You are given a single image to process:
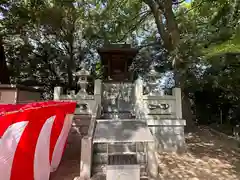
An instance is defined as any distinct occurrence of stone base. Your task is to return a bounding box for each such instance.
[147,119,186,152]
[101,112,133,119]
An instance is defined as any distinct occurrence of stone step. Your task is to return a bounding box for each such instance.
[93,152,147,165]
[70,125,89,136]
[79,126,89,136]
[71,114,92,136]
[101,113,134,119]
[108,154,137,165]
[90,174,148,180]
[74,114,91,121]
[93,153,108,164]
[93,143,145,153]
[73,117,91,126]
[92,164,106,175]
[149,114,177,119]
[92,164,147,177]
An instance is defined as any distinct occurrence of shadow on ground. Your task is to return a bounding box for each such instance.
[157,126,240,180]
[50,131,81,180]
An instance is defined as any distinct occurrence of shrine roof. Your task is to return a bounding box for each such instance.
[98,49,138,66]
[97,47,138,54]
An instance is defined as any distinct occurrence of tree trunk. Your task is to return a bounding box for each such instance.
[66,24,75,89]
[67,42,74,88]
[182,90,195,131]
[144,0,195,128]
[0,36,10,84]
[67,60,73,88]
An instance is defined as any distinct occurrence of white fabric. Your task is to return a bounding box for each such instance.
[50,114,73,172]
[0,121,29,180]
[34,116,55,180]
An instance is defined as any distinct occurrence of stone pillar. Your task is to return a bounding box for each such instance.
[94,79,102,106]
[134,77,143,100]
[134,78,144,118]
[80,137,93,180]
[54,86,63,100]
[173,88,182,119]
[147,142,159,180]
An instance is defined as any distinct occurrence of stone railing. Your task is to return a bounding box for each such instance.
[134,78,182,119]
[134,78,186,152]
[54,79,102,115]
[77,104,101,180]
[142,88,182,120]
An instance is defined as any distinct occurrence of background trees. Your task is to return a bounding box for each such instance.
[0,0,240,129]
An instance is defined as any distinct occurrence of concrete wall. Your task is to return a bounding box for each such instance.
[0,86,42,104]
[17,90,41,103]
[0,89,16,104]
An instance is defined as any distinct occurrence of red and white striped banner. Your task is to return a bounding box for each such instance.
[0,101,76,180]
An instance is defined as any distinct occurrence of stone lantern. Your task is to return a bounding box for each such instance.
[76,67,90,95]
[147,66,161,95]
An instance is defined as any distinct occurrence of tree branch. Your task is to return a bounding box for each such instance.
[173,0,185,5]
[32,51,61,82]
[115,11,151,43]
[185,0,206,14]
[144,0,172,49]
[137,42,162,50]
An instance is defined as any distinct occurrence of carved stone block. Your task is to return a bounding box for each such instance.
[146,99,176,116]
[150,119,186,152]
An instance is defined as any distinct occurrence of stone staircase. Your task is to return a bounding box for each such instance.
[101,111,135,119]
[71,114,92,136]
[92,143,148,178]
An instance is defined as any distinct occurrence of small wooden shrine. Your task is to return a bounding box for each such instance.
[97,44,138,81]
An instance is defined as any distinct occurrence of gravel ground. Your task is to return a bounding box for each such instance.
[157,126,240,180]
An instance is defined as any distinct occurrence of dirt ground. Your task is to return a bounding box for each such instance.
[157,126,240,180]
[50,126,240,180]
[50,131,81,180]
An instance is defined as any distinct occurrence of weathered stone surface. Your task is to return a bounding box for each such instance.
[154,125,186,152]
[72,114,92,136]
[53,77,186,180]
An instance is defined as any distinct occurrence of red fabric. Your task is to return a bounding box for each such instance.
[0,101,76,180]
[49,102,76,163]
[0,104,24,115]
[11,106,57,180]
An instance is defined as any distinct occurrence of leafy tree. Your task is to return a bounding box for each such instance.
[1,0,240,129]
[0,35,10,84]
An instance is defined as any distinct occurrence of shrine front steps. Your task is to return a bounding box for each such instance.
[91,163,148,178]
[101,111,135,119]
[70,114,92,137]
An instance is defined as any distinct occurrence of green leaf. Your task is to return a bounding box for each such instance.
[204,30,240,57]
